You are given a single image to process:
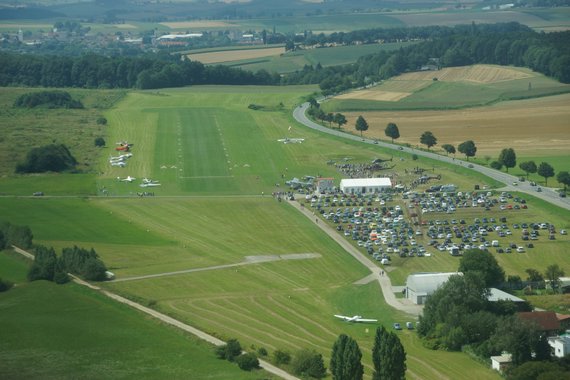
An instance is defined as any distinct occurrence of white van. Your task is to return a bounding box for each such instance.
[491,240,499,247]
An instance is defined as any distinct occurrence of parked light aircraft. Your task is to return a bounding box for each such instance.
[334,315,378,323]
[140,178,161,187]
[117,176,136,182]
[277,137,305,144]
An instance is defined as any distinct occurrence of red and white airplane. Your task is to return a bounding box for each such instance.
[334,315,378,323]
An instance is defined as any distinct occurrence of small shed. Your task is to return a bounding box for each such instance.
[490,353,512,373]
[405,272,461,305]
[340,178,392,195]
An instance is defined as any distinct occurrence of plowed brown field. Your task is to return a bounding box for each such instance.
[346,93,570,156]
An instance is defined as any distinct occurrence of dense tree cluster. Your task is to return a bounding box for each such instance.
[27,245,69,283]
[15,144,77,174]
[0,222,33,249]
[27,245,108,283]
[0,278,14,292]
[14,90,83,109]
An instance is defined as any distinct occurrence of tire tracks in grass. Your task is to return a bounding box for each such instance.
[408,355,450,380]
[201,298,330,353]
[264,295,338,339]
[186,299,307,351]
[244,296,331,347]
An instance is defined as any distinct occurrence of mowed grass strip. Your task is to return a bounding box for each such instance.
[0,197,172,247]
[0,253,266,380]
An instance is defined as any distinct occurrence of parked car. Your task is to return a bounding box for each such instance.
[393,323,402,330]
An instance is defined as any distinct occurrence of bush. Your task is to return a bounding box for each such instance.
[273,349,291,365]
[96,117,107,125]
[16,144,77,174]
[490,161,503,170]
[14,90,83,109]
[0,278,14,292]
[257,347,268,357]
[291,349,326,379]
[235,353,259,371]
[216,339,242,362]
[94,137,106,147]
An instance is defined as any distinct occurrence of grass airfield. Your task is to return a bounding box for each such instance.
[8,83,570,379]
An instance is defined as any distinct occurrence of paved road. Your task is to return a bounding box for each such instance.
[293,102,570,211]
[287,200,423,317]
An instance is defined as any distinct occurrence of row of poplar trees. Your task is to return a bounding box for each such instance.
[331,326,406,380]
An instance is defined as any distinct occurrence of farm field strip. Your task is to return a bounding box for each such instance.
[187,47,285,64]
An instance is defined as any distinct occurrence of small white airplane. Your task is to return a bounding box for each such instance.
[140,182,161,188]
[110,162,126,167]
[334,315,378,323]
[140,178,161,187]
[117,176,136,182]
[277,137,305,144]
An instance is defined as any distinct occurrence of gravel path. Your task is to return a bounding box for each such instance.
[293,102,570,211]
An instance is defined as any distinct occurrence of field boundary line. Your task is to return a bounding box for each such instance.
[10,246,300,380]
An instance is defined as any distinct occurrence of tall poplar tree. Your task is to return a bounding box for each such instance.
[330,334,363,380]
[372,326,406,380]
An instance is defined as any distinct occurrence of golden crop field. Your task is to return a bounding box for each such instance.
[187,47,285,64]
[337,80,431,102]
[345,93,570,157]
[398,64,534,83]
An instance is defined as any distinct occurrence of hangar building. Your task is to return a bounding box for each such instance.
[339,178,392,194]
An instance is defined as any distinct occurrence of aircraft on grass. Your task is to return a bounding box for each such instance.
[140,178,161,187]
[277,137,305,144]
[117,176,136,182]
[334,315,378,323]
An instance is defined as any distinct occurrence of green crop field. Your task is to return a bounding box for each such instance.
[0,252,268,380]
[1,83,566,380]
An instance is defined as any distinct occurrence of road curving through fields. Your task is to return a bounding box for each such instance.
[293,102,570,211]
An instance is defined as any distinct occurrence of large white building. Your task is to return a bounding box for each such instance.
[405,272,461,305]
[339,178,392,194]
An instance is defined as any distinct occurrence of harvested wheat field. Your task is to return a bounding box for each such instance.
[399,64,534,83]
[187,47,285,64]
[348,93,570,156]
[337,79,432,101]
[336,90,412,102]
